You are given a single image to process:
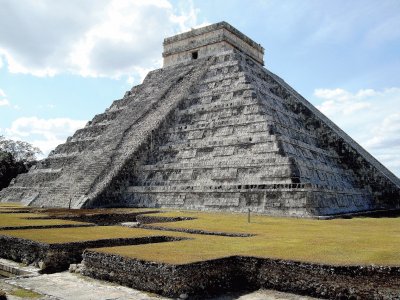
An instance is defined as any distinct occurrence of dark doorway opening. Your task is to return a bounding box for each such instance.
[192,51,198,60]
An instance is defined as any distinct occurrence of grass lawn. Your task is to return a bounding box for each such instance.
[94,210,400,266]
[0,203,24,208]
[0,226,181,244]
[0,202,29,213]
[0,213,90,228]
[0,207,399,266]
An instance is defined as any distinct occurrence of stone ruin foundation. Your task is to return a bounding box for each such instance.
[81,251,400,299]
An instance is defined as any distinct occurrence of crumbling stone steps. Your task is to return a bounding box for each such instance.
[13,170,62,188]
[70,124,109,141]
[53,139,97,155]
[196,81,253,95]
[278,136,338,158]
[128,183,313,193]
[107,97,133,111]
[91,110,123,125]
[37,154,77,169]
[160,137,278,153]
[13,171,61,186]
[168,115,270,134]
[141,157,291,171]
[152,146,281,165]
[176,98,258,116]
[185,83,254,99]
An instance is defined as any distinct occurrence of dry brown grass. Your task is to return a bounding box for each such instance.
[0,226,176,244]
[95,210,400,266]
[1,207,399,266]
[0,212,90,228]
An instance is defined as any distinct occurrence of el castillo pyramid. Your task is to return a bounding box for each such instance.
[1,22,399,217]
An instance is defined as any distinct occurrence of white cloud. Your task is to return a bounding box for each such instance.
[0,99,10,106]
[0,0,201,80]
[315,88,375,115]
[314,87,400,176]
[5,117,87,156]
[0,88,10,106]
[0,88,19,109]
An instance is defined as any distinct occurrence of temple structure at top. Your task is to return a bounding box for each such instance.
[163,22,264,67]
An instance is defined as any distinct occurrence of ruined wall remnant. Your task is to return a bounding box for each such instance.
[1,22,399,217]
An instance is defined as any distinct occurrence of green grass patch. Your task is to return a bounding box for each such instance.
[0,203,24,208]
[9,287,41,298]
[94,210,400,266]
[0,213,90,228]
[1,208,399,267]
[0,225,181,244]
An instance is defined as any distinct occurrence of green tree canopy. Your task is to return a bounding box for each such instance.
[0,136,42,162]
[0,136,42,190]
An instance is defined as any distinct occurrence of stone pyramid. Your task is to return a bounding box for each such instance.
[1,22,399,217]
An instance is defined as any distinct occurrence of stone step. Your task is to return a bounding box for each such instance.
[160,132,277,152]
[142,156,290,171]
[53,139,96,155]
[71,124,109,140]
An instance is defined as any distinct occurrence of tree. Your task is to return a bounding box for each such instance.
[0,136,42,190]
[0,150,27,190]
[0,136,42,162]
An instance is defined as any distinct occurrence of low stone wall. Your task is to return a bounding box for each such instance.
[31,211,159,226]
[136,215,252,237]
[135,215,194,224]
[0,235,181,273]
[82,252,400,299]
[240,257,400,299]
[139,224,253,237]
[82,253,246,298]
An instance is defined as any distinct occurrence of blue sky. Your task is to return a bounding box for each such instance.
[0,0,399,176]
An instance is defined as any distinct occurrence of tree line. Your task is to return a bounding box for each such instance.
[0,136,42,190]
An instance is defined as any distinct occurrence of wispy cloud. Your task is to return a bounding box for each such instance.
[0,99,10,107]
[0,88,10,107]
[315,88,374,115]
[0,88,20,109]
[314,87,400,176]
[5,117,87,156]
